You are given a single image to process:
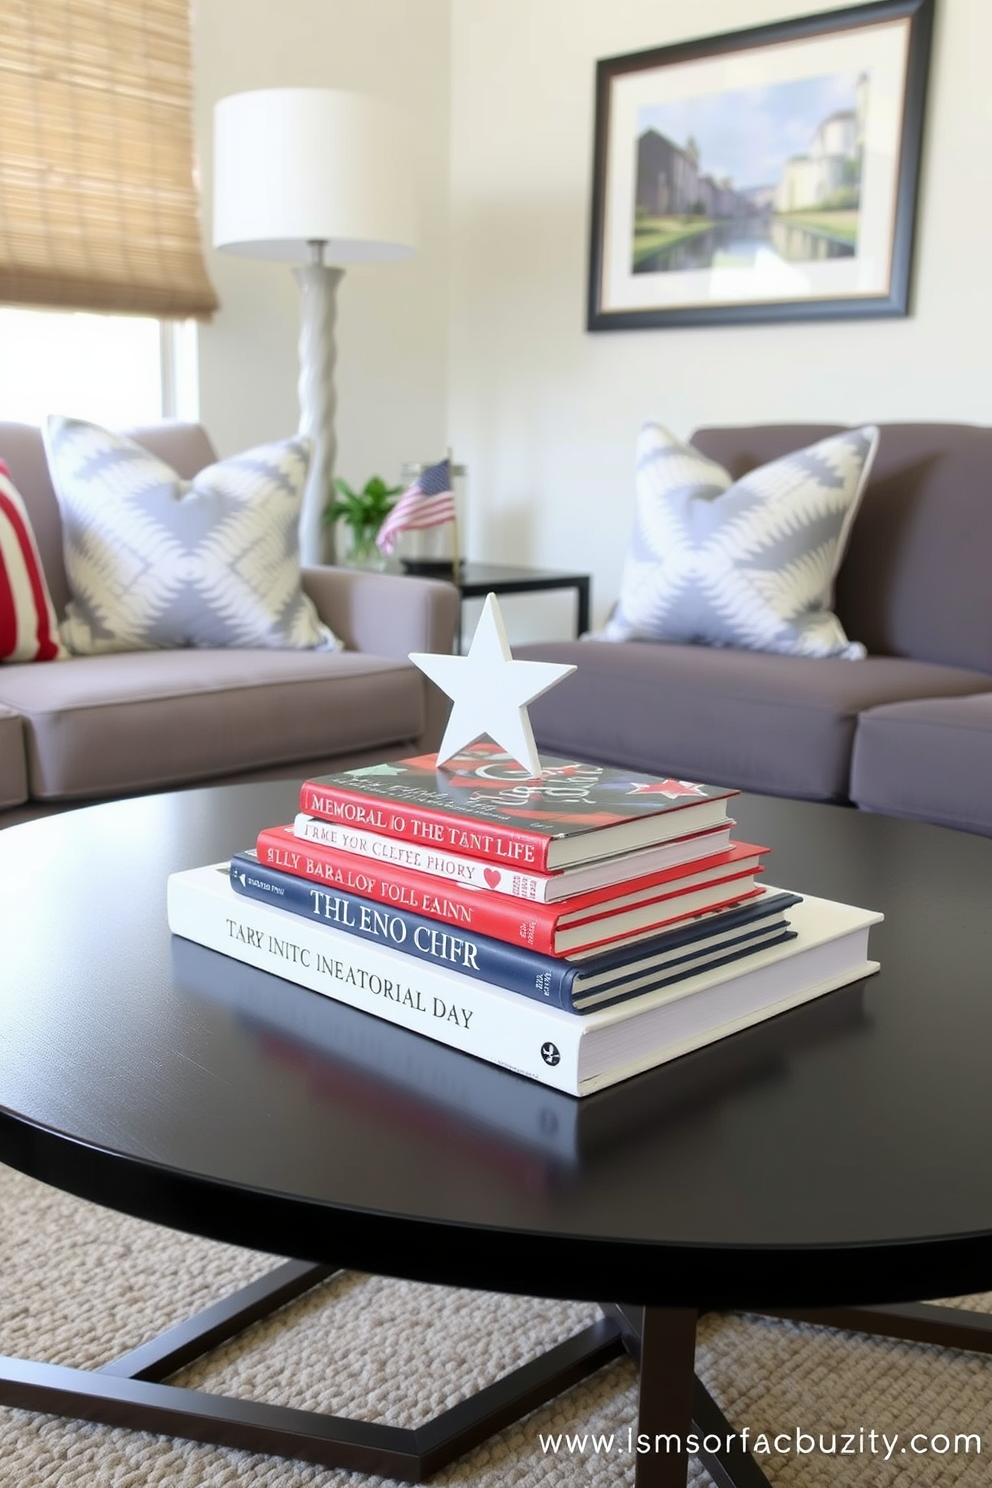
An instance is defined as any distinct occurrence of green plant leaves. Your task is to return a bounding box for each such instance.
[322,475,404,532]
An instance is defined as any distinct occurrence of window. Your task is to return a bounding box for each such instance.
[0,308,198,427]
[0,1,211,429]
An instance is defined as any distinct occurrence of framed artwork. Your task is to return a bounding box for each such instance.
[587,0,935,331]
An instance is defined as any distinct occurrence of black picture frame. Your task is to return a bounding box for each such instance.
[587,0,935,331]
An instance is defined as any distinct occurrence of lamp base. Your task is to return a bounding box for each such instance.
[294,261,344,566]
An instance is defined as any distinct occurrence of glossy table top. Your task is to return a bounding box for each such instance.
[2,781,992,1309]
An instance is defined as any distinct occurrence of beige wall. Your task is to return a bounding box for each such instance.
[448,0,992,632]
[193,0,451,500]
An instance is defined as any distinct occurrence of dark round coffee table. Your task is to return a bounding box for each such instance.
[3,781,992,1487]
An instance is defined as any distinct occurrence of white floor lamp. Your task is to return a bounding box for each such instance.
[212,88,416,565]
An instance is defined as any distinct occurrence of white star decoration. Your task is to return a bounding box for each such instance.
[409,593,576,777]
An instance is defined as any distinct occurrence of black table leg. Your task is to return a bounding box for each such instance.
[575,575,590,636]
[762,1301,992,1353]
[636,1306,698,1487]
[0,1261,624,1482]
[602,1304,773,1488]
[451,569,591,649]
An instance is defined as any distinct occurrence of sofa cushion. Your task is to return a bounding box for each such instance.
[0,703,28,808]
[691,423,992,674]
[0,461,67,662]
[0,649,425,800]
[518,639,992,802]
[0,420,221,621]
[44,417,340,655]
[601,422,878,659]
[851,694,992,836]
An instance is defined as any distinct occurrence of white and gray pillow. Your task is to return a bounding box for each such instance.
[45,417,341,655]
[599,423,879,659]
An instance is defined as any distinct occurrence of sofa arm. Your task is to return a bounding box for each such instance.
[302,565,459,660]
[0,703,29,810]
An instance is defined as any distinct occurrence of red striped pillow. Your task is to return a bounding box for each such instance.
[0,459,66,662]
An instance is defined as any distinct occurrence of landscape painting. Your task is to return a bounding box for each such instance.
[587,0,934,329]
[632,73,865,275]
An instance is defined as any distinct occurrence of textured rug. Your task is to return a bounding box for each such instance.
[1,1159,990,1487]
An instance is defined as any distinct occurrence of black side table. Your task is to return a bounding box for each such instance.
[403,560,591,651]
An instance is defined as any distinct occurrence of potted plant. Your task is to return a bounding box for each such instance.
[323,475,403,569]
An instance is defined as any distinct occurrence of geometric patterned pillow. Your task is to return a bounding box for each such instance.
[44,417,341,656]
[0,459,67,662]
[598,422,879,659]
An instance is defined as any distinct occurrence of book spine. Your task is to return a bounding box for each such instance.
[259,826,565,954]
[231,853,578,1010]
[299,780,554,871]
[167,873,584,1095]
[293,812,558,901]
[260,827,761,957]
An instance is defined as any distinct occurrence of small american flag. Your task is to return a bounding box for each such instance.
[376,458,455,555]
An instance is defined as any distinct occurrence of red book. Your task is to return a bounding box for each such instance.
[299,744,739,873]
[255,824,766,957]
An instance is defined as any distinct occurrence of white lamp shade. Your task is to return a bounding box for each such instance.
[213,87,417,263]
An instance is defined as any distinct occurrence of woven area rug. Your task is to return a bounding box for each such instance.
[1,1159,990,1487]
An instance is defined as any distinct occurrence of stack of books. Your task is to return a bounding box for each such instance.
[167,745,881,1096]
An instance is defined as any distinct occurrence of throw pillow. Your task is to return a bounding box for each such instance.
[0,459,67,662]
[44,418,341,655]
[599,423,880,659]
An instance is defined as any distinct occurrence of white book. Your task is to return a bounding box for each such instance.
[167,864,882,1098]
[292,811,736,902]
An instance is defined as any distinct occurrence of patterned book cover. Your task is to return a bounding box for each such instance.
[300,742,738,872]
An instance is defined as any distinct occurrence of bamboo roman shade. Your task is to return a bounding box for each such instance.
[0,0,218,319]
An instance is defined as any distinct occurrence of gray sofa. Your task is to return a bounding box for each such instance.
[522,423,992,837]
[0,421,458,827]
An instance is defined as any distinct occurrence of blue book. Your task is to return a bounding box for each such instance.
[229,851,799,1014]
